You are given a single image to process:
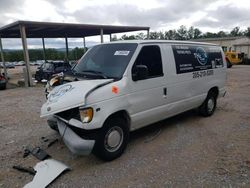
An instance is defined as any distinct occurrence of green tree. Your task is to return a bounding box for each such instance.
[149,32,160,39]
[135,32,146,40]
[121,34,136,40]
[176,25,188,40]
[193,28,202,39]
[111,35,118,41]
[217,31,227,38]
[230,27,241,36]
[244,27,250,38]
[164,30,177,40]
[188,26,194,39]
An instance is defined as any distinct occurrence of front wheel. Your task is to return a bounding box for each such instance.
[47,116,59,132]
[199,93,217,117]
[93,117,129,161]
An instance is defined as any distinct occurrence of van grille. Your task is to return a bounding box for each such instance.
[56,107,80,121]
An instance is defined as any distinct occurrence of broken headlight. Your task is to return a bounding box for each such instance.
[79,107,93,123]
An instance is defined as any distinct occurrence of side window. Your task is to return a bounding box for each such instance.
[55,66,65,72]
[132,45,163,81]
[222,46,227,52]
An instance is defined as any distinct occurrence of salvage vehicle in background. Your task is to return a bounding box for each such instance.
[35,61,72,82]
[41,40,227,161]
[0,72,7,90]
[15,61,25,66]
[0,62,15,69]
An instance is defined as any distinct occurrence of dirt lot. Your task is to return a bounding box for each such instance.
[0,65,250,187]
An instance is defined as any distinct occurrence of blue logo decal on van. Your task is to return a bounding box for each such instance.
[194,47,208,65]
[48,84,74,102]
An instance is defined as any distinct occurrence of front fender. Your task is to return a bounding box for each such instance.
[82,95,130,130]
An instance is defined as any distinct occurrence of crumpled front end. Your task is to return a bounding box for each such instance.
[57,118,95,155]
[40,79,113,118]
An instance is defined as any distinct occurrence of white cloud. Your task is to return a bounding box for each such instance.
[63,0,164,13]
[0,0,250,48]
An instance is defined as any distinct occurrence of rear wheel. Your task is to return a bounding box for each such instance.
[93,117,129,161]
[0,83,6,90]
[199,92,217,117]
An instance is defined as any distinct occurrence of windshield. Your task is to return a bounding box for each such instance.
[73,43,138,79]
[42,63,54,71]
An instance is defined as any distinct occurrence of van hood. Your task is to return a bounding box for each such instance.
[41,79,113,117]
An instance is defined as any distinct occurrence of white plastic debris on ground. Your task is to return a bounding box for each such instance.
[24,159,70,188]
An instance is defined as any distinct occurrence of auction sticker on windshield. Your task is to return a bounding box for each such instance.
[114,51,130,56]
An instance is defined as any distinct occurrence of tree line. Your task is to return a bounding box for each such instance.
[3,47,86,62]
[2,26,250,62]
[113,26,250,40]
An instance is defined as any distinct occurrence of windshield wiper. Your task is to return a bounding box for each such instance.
[81,70,109,79]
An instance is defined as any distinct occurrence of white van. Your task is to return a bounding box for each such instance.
[41,40,226,161]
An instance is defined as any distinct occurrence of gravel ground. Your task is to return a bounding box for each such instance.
[0,65,250,187]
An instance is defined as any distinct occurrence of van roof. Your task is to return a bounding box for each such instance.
[105,40,219,46]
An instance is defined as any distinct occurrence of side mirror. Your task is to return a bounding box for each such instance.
[132,65,148,81]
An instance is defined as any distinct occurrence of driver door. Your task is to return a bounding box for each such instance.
[127,45,167,130]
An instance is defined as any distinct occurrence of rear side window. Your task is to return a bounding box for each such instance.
[133,45,163,78]
[172,45,223,74]
[42,63,54,71]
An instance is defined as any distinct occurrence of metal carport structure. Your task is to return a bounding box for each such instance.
[0,20,150,86]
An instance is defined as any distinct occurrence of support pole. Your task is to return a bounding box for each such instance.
[0,37,8,80]
[147,29,150,40]
[110,34,112,42]
[100,29,104,43]
[248,45,250,60]
[83,37,86,53]
[20,25,33,86]
[42,38,46,61]
[65,37,69,61]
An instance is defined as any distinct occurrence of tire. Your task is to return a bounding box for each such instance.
[35,75,42,82]
[199,92,217,117]
[93,117,129,161]
[0,83,6,90]
[47,117,59,132]
[227,60,232,68]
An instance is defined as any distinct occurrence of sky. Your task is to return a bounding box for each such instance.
[0,0,250,49]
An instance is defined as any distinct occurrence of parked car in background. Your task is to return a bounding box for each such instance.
[35,61,72,82]
[36,60,45,66]
[0,72,7,90]
[0,62,15,69]
[15,61,25,66]
[6,62,15,69]
[30,61,37,66]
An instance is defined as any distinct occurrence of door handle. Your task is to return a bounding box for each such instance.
[163,87,167,98]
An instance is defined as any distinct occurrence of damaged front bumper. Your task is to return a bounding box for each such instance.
[57,118,95,155]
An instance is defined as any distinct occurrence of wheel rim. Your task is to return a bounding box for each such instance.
[207,98,215,113]
[104,126,124,152]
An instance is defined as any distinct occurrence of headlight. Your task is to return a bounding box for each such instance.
[49,77,60,86]
[79,107,93,123]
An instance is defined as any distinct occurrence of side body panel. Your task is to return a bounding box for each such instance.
[126,43,226,131]
[73,42,226,131]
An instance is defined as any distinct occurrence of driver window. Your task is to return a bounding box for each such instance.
[133,45,163,79]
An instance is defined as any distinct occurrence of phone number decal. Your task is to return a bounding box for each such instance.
[193,70,214,78]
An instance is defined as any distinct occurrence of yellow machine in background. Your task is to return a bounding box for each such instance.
[222,47,243,68]
[225,51,242,64]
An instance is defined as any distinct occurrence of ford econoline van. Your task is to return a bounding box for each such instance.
[41,40,226,161]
